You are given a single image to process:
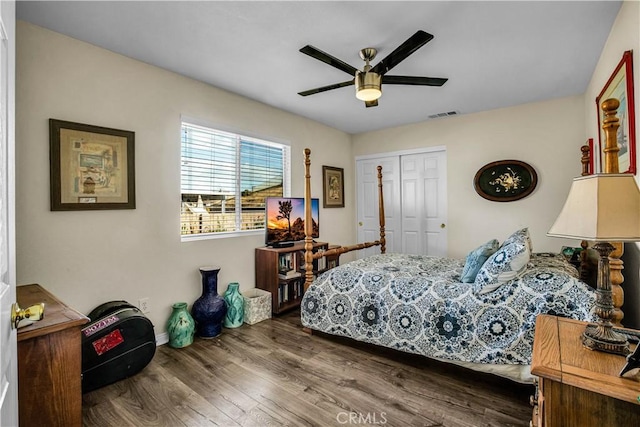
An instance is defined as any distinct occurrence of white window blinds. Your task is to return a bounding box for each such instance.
[181,122,290,237]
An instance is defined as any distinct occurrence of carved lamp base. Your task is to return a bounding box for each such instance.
[581,241,630,356]
[582,324,630,355]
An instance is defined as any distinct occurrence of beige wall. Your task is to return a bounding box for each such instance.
[15,21,354,333]
[353,95,586,259]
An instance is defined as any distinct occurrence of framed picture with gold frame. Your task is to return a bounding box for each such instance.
[49,119,135,210]
[322,165,344,208]
[596,50,636,174]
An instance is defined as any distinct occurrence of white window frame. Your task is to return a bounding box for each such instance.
[180,118,291,242]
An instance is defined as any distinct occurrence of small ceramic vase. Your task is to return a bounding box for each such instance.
[166,302,195,348]
[223,282,244,328]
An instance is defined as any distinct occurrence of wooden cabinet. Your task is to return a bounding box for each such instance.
[531,315,640,427]
[255,242,339,314]
[17,284,89,427]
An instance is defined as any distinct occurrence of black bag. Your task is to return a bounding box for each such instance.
[81,300,156,392]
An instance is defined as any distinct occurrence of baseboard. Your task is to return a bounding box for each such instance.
[155,332,169,346]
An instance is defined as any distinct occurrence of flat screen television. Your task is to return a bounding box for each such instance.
[265,197,319,247]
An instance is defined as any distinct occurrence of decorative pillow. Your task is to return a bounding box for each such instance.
[460,239,500,283]
[473,238,531,295]
[502,227,533,254]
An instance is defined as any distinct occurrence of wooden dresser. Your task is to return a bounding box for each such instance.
[17,284,89,427]
[531,314,640,426]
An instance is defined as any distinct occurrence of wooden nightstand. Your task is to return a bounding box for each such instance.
[531,314,640,426]
[17,284,89,427]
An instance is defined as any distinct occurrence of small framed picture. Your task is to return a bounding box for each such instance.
[322,165,344,208]
[49,119,135,210]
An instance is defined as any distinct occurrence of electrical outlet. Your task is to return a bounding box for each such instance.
[138,298,150,314]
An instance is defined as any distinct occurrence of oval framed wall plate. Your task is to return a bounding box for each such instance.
[473,160,538,202]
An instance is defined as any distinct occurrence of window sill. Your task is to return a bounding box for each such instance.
[181,229,263,242]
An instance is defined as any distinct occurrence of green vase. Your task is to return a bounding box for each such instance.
[223,283,244,328]
[167,302,195,348]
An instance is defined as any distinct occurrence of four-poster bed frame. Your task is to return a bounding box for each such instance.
[296,103,634,382]
[302,148,385,292]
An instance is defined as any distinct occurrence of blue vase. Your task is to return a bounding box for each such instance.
[223,282,244,328]
[191,266,227,338]
[166,302,195,348]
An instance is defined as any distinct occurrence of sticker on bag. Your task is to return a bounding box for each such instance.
[83,315,119,337]
[92,329,125,356]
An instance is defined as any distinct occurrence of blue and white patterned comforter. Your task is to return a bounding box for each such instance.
[301,253,595,365]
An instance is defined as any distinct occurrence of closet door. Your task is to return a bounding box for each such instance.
[356,156,401,258]
[356,148,447,258]
[401,151,447,256]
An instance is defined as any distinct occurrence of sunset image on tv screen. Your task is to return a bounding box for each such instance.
[266,198,319,245]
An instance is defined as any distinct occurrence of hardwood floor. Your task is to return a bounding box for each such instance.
[82,310,533,426]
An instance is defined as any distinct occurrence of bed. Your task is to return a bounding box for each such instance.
[296,144,614,383]
[301,243,595,383]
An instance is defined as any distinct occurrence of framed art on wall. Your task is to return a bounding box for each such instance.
[473,160,538,202]
[596,50,636,174]
[322,165,344,208]
[49,119,136,210]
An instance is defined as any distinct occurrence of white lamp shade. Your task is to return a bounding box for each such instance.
[548,174,640,241]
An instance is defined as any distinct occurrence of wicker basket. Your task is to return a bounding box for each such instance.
[243,288,271,325]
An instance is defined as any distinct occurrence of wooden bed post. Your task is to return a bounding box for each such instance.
[302,149,387,294]
[601,98,625,326]
[580,144,591,176]
[377,165,386,254]
[303,149,314,292]
[579,145,592,284]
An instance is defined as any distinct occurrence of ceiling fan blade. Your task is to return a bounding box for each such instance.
[365,100,378,108]
[300,45,359,76]
[298,80,354,97]
[383,75,448,86]
[371,30,434,75]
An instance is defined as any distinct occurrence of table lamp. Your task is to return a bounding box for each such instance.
[548,173,640,355]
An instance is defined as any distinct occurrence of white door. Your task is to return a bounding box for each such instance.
[356,156,401,258]
[401,151,447,256]
[356,148,447,257]
[0,2,17,426]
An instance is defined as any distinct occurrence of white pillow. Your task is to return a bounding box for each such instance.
[473,238,530,295]
[502,227,533,253]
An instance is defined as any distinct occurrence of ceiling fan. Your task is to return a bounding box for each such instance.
[298,30,448,108]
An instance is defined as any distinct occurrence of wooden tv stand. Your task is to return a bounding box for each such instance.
[255,241,339,314]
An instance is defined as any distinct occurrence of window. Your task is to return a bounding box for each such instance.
[181,122,290,239]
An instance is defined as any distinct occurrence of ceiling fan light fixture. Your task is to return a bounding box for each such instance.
[355,71,382,101]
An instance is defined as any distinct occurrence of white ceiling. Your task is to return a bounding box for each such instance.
[16,1,622,135]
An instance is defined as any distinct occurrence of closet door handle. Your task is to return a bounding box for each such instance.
[440,223,446,229]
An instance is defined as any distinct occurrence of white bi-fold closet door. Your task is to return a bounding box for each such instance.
[356,148,447,259]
